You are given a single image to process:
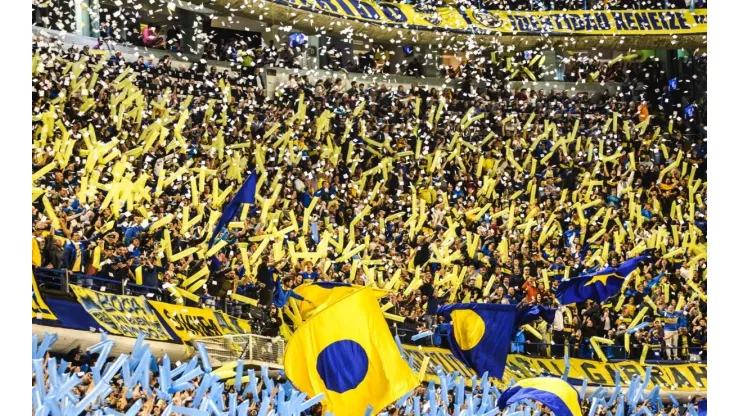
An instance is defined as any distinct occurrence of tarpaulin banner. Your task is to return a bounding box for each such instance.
[148,301,252,342]
[403,345,707,392]
[32,273,58,321]
[33,284,706,392]
[271,0,706,36]
[70,285,174,341]
[35,285,253,343]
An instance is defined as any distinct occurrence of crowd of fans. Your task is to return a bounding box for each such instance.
[84,0,707,86]
[38,337,706,416]
[32,29,707,368]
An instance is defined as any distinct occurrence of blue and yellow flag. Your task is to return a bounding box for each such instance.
[555,256,648,305]
[497,377,582,416]
[284,287,417,415]
[436,303,517,378]
[293,281,389,319]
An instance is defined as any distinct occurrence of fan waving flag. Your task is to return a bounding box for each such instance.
[497,377,582,416]
[208,173,257,248]
[284,287,417,415]
[555,255,648,305]
[436,303,517,378]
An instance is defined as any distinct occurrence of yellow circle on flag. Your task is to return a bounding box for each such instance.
[450,309,486,350]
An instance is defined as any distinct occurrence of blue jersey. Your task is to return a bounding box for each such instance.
[273,277,305,308]
[661,310,685,332]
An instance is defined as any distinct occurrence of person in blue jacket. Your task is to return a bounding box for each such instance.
[272,276,310,309]
[62,230,100,287]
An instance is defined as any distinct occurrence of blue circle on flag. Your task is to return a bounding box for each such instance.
[316,340,368,393]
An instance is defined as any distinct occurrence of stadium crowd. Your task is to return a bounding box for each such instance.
[38,342,707,416]
[32,31,707,367]
[100,19,675,85]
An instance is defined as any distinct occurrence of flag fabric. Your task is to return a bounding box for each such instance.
[292,282,355,319]
[208,173,257,247]
[436,303,517,378]
[497,377,582,416]
[697,399,707,416]
[555,255,648,305]
[515,304,557,329]
[292,281,389,320]
[284,287,417,415]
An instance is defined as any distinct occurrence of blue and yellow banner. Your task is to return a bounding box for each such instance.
[70,285,174,341]
[265,0,705,36]
[32,273,57,321]
[35,285,253,343]
[148,301,252,342]
[403,345,707,392]
[32,284,707,393]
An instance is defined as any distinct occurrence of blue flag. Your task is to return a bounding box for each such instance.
[436,303,517,378]
[515,304,557,329]
[208,173,258,248]
[697,399,707,416]
[555,256,648,305]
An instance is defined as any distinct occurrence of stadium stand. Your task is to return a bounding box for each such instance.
[32,30,707,366]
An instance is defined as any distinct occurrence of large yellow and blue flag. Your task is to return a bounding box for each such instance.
[292,281,389,319]
[497,377,582,416]
[283,286,417,415]
[555,255,648,305]
[436,303,517,378]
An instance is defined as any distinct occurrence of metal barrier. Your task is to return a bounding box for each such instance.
[35,268,704,365]
[394,327,704,364]
[34,267,159,298]
[195,333,286,369]
[509,342,705,363]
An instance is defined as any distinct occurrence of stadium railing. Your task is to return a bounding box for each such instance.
[34,267,158,298]
[33,268,705,364]
[196,333,286,368]
[394,327,705,364]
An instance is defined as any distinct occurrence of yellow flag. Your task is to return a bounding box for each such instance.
[284,287,417,415]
